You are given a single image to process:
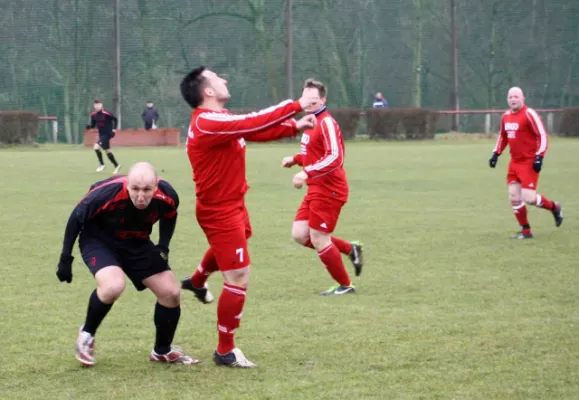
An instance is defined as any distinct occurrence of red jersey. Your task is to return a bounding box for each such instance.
[293,107,349,202]
[493,105,548,162]
[186,100,302,207]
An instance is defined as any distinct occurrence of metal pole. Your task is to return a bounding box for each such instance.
[52,120,58,144]
[112,0,121,128]
[286,0,293,99]
[450,0,459,131]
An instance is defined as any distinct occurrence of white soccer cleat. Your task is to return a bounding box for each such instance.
[149,346,200,365]
[113,165,121,175]
[96,165,106,172]
[213,347,257,368]
[75,327,96,367]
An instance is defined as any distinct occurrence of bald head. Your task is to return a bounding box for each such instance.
[507,86,525,111]
[128,162,157,182]
[127,162,158,209]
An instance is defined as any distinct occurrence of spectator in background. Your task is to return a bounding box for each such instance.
[142,101,160,130]
[372,92,388,108]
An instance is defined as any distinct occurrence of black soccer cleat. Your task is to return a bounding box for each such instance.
[181,278,214,304]
[349,241,364,276]
[552,201,563,227]
[510,231,534,240]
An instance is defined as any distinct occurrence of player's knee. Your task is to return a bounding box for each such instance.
[291,229,308,245]
[93,143,101,151]
[309,229,331,250]
[522,190,537,205]
[291,222,309,245]
[157,285,181,307]
[97,280,125,302]
[508,187,522,203]
[222,267,250,288]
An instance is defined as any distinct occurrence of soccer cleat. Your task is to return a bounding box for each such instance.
[96,164,106,172]
[320,284,356,296]
[113,165,122,175]
[552,201,563,227]
[213,348,256,368]
[75,326,96,367]
[510,231,534,240]
[181,278,214,304]
[349,241,364,276]
[150,346,200,365]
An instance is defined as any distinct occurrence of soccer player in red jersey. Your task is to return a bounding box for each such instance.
[281,79,363,295]
[489,87,563,239]
[179,66,318,368]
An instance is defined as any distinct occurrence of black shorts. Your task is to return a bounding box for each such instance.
[97,133,114,150]
[79,233,170,291]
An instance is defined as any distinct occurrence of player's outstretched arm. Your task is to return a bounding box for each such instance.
[196,99,303,142]
[245,113,317,143]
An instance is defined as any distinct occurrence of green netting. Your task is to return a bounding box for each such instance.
[1,0,578,142]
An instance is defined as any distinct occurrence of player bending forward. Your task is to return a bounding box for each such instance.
[282,79,363,295]
[489,86,563,239]
[87,99,121,174]
[179,66,318,368]
[56,162,198,366]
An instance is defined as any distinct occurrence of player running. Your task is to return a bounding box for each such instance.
[56,162,198,367]
[87,99,121,174]
[179,66,318,368]
[281,79,363,295]
[489,86,563,239]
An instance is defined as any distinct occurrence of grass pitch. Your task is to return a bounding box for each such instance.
[1,139,578,399]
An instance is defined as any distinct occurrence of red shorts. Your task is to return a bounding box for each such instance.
[507,160,539,190]
[294,197,345,234]
[196,202,252,271]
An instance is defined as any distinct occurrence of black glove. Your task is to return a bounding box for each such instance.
[57,254,74,283]
[533,155,543,173]
[85,124,91,130]
[153,244,169,263]
[489,152,499,168]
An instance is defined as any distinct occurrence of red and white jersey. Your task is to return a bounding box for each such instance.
[293,107,348,202]
[493,105,548,162]
[186,100,301,207]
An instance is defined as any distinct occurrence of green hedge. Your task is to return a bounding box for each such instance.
[367,108,439,140]
[329,108,361,140]
[0,111,39,145]
[559,108,579,137]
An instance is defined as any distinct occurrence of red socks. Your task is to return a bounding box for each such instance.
[304,237,352,255]
[217,283,246,355]
[535,194,555,210]
[318,244,351,287]
[191,248,219,288]
[331,237,352,255]
[512,201,531,234]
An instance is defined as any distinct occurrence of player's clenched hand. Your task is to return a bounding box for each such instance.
[281,156,296,168]
[293,171,308,189]
[298,93,319,111]
[153,245,169,263]
[56,254,74,283]
[296,115,316,131]
[489,152,499,168]
[533,155,543,173]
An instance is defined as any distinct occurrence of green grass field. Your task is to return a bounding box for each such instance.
[1,139,578,400]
